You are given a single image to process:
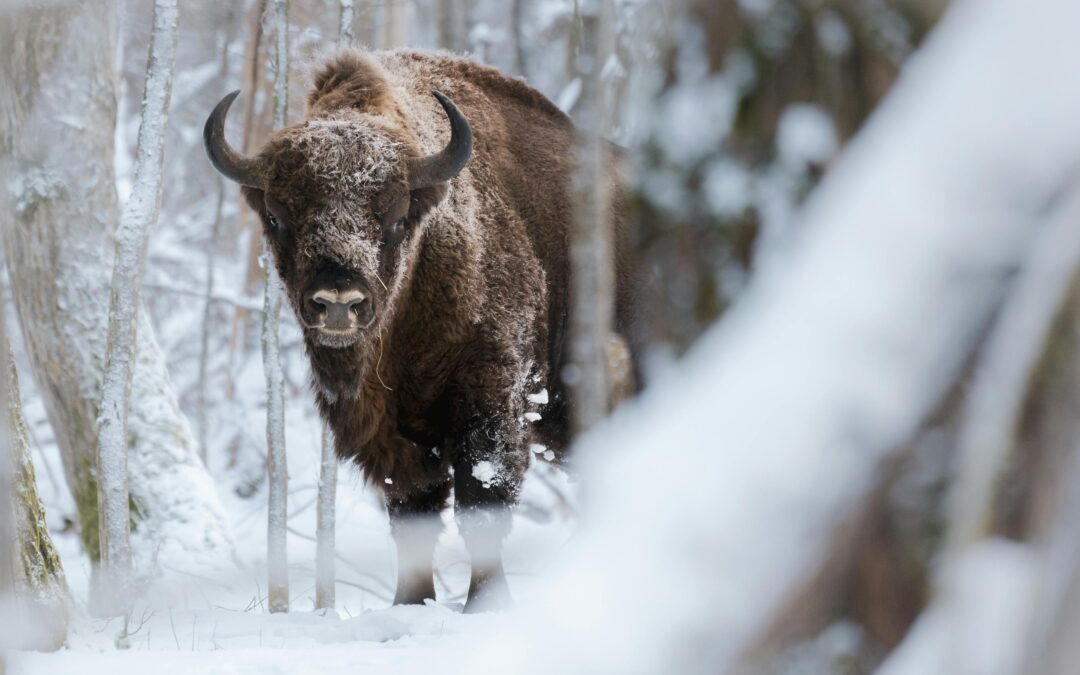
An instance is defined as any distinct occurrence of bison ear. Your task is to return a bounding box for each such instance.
[408,183,449,221]
[241,185,266,214]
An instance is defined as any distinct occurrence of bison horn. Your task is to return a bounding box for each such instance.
[407,91,473,189]
[204,90,264,188]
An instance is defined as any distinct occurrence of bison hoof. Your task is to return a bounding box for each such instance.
[392,581,436,606]
[463,571,512,613]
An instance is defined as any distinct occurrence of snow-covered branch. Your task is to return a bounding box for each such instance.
[482,1,1080,672]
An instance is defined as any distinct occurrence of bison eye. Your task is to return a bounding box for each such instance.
[382,218,407,247]
[267,214,280,231]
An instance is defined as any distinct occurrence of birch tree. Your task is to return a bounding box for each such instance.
[0,1,231,578]
[337,0,354,49]
[313,0,357,612]
[316,424,336,610]
[94,0,180,613]
[265,0,290,615]
[567,0,616,433]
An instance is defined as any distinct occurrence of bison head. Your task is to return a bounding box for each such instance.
[203,90,472,349]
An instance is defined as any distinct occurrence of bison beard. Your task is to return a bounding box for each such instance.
[205,50,642,612]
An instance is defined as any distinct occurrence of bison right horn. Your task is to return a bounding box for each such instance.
[406,91,473,189]
[204,90,264,188]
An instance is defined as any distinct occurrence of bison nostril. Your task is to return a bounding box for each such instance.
[347,297,367,315]
[307,288,372,331]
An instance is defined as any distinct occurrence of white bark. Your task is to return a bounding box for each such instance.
[337,0,354,49]
[265,0,290,615]
[315,423,337,610]
[94,0,179,612]
[567,0,616,434]
[0,1,231,577]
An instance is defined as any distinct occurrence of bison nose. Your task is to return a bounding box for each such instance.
[305,288,372,331]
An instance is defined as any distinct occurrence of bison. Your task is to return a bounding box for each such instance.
[204,49,641,612]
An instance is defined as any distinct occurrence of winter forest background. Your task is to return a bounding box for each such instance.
[3,0,1080,673]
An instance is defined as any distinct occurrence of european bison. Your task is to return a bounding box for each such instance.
[204,49,641,611]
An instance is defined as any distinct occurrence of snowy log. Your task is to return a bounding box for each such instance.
[477,0,1080,672]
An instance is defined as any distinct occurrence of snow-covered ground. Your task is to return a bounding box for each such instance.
[10,355,575,673]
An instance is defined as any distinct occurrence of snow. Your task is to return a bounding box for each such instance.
[815,11,853,57]
[702,159,753,218]
[877,540,1038,675]
[776,103,838,169]
[471,461,496,488]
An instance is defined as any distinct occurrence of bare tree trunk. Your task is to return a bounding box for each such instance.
[0,1,231,577]
[315,424,336,610]
[265,0,290,615]
[94,0,179,614]
[7,341,69,612]
[511,0,528,76]
[310,0,356,616]
[337,0,354,49]
[567,0,616,434]
[355,0,376,48]
[436,0,455,50]
[381,0,409,49]
[0,277,15,660]
[198,10,238,467]
[461,0,478,56]
[0,275,68,650]
[220,0,268,471]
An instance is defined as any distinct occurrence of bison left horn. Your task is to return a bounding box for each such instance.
[204,90,264,188]
[406,91,473,189]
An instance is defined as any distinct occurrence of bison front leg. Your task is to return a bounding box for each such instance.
[386,481,450,605]
[453,421,527,613]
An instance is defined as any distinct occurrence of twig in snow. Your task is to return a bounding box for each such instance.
[169,608,180,650]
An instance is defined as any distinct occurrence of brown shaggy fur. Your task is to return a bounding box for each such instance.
[234,49,643,611]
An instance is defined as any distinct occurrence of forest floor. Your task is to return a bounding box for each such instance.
[8,371,576,674]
